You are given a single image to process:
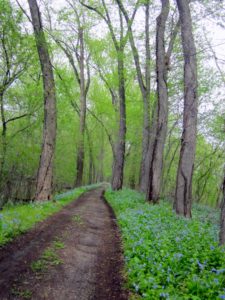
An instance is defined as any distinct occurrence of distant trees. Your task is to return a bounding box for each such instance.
[28,0,57,200]
[0,1,29,181]
[0,0,36,206]
[81,0,138,190]
[73,15,89,187]
[50,2,91,187]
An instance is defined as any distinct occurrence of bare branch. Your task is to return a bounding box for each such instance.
[5,113,29,125]
[16,0,32,23]
[50,34,81,85]
[116,0,146,94]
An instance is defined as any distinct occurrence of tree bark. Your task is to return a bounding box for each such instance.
[111,50,126,190]
[139,3,151,193]
[86,126,95,185]
[75,27,86,187]
[219,168,225,245]
[147,0,169,203]
[28,0,57,200]
[175,0,198,217]
[0,91,7,180]
[98,129,105,182]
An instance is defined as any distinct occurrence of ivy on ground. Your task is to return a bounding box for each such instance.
[106,189,225,300]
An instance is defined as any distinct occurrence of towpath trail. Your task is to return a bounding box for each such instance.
[0,188,127,300]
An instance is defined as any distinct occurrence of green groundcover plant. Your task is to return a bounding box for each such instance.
[105,189,225,300]
[0,184,99,246]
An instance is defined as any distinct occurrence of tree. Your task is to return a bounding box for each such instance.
[174,0,198,217]
[116,0,151,193]
[117,0,180,199]
[147,0,180,203]
[28,0,57,200]
[146,0,170,203]
[59,3,90,187]
[81,0,138,190]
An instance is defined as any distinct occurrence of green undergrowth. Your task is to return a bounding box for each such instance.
[0,183,100,246]
[105,189,225,300]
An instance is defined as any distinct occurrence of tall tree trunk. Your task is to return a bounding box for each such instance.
[116,0,151,193]
[53,23,89,188]
[147,0,169,203]
[28,0,57,201]
[219,168,225,245]
[75,27,86,187]
[98,129,105,182]
[80,1,137,191]
[175,0,198,217]
[139,95,150,192]
[86,127,95,185]
[0,91,7,181]
[139,3,151,193]
[111,50,126,190]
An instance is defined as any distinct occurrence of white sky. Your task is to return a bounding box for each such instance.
[18,0,225,69]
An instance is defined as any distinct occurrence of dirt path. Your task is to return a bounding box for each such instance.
[0,188,128,300]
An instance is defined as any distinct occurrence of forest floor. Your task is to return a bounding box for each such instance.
[0,188,128,300]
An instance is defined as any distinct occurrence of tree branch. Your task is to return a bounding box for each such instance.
[5,113,29,125]
[116,0,146,94]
